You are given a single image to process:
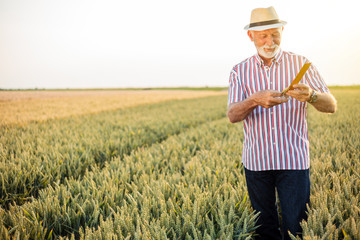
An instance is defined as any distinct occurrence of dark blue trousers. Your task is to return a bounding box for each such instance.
[244,168,310,240]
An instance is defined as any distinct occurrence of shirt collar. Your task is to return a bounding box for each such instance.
[254,48,284,66]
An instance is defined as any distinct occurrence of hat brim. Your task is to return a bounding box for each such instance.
[244,21,287,31]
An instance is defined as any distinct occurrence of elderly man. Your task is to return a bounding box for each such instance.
[227,6,336,240]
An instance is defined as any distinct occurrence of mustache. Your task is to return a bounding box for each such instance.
[260,44,279,50]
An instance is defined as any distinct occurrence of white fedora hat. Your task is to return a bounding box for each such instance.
[244,6,287,31]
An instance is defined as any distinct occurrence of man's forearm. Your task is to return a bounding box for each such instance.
[310,92,337,113]
[227,98,257,123]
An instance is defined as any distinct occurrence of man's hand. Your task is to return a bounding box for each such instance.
[285,83,312,102]
[286,83,337,113]
[251,90,289,108]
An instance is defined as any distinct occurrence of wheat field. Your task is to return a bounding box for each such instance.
[0,90,225,126]
[0,88,359,239]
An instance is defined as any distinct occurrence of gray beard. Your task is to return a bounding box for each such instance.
[257,45,280,59]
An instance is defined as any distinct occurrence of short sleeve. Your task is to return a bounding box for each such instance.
[228,66,245,106]
[304,61,329,93]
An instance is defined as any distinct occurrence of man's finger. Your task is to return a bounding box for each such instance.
[272,96,289,104]
[292,83,308,90]
[270,91,283,97]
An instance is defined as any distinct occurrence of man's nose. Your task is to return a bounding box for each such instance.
[265,36,275,46]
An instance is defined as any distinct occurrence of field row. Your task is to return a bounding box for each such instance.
[0,90,226,126]
[0,96,227,209]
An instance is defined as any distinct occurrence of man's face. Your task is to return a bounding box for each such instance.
[248,27,283,59]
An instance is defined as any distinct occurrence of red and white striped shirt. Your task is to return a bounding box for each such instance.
[228,49,329,171]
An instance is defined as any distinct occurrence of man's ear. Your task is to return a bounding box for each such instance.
[247,30,254,41]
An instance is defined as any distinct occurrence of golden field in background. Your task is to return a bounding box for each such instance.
[0,90,226,126]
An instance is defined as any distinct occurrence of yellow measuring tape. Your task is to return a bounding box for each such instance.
[281,62,312,95]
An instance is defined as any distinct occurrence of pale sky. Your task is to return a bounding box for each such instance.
[1,0,359,89]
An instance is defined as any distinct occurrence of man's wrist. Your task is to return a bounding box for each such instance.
[307,89,318,103]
